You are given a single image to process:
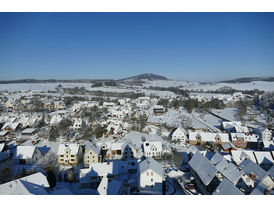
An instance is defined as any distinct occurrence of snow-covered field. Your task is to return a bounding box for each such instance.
[1,79,273,94]
[211,108,239,121]
[0,83,93,92]
[181,81,274,92]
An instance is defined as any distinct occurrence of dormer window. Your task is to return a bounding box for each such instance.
[196,134,201,141]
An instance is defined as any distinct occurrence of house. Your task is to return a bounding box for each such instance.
[212,178,244,195]
[215,159,245,185]
[57,143,83,166]
[143,141,162,159]
[1,122,21,131]
[222,121,249,133]
[79,162,119,189]
[13,146,41,165]
[0,172,49,195]
[153,105,165,115]
[0,142,10,161]
[188,132,229,147]
[253,127,272,141]
[97,177,126,195]
[21,128,36,136]
[238,159,268,184]
[249,181,274,195]
[138,157,163,192]
[171,127,187,144]
[73,118,82,130]
[104,142,126,160]
[230,133,259,149]
[188,152,219,194]
[83,141,101,167]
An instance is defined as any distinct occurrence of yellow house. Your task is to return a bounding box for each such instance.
[83,142,101,167]
[57,143,83,166]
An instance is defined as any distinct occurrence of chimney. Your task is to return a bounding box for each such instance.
[250,172,255,180]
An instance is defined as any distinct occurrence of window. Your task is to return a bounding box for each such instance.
[71,159,75,161]
[71,155,74,157]
[151,172,153,176]
[151,178,153,182]
[61,155,64,157]
[117,150,122,155]
[90,151,92,154]
[60,159,64,161]
[93,156,95,158]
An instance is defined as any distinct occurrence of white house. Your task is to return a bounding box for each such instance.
[73,118,82,130]
[143,141,162,159]
[138,157,163,192]
[12,146,41,165]
[171,127,187,144]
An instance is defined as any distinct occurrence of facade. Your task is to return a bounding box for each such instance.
[13,146,41,165]
[84,143,101,167]
[171,127,187,144]
[143,141,162,159]
[189,132,229,147]
[138,157,163,192]
[57,143,83,166]
[230,133,259,149]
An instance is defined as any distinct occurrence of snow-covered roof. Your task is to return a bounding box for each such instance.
[211,152,224,165]
[139,157,163,178]
[249,182,274,195]
[80,162,119,182]
[0,131,8,136]
[253,151,274,165]
[189,152,217,186]
[97,177,123,195]
[239,159,268,182]
[21,128,36,134]
[83,141,101,155]
[57,143,81,155]
[231,133,259,142]
[0,143,5,153]
[189,132,229,142]
[212,179,244,195]
[216,159,244,184]
[143,141,162,153]
[13,146,37,159]
[0,172,49,195]
[231,150,255,165]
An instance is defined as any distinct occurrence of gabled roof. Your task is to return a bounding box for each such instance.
[239,159,268,182]
[57,143,80,155]
[79,162,119,182]
[83,141,100,155]
[189,152,217,186]
[253,151,274,165]
[97,177,123,195]
[189,132,229,142]
[139,157,163,178]
[211,152,224,165]
[216,159,244,184]
[13,146,37,159]
[212,179,244,195]
[143,141,162,153]
[0,172,49,195]
[249,181,274,195]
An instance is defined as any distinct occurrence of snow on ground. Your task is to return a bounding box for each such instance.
[0,83,93,92]
[211,108,239,121]
[181,81,274,92]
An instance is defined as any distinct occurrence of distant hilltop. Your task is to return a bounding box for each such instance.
[219,77,274,84]
[118,73,168,82]
[0,73,168,84]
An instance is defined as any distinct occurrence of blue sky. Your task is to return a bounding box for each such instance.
[0,12,274,82]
